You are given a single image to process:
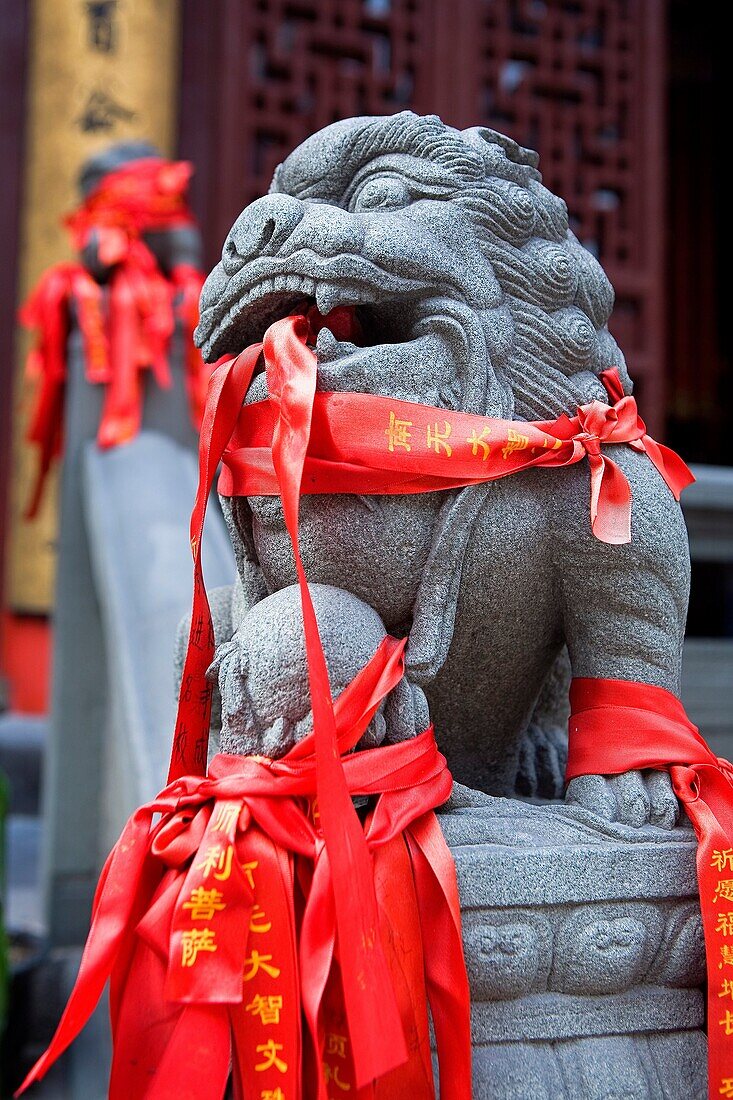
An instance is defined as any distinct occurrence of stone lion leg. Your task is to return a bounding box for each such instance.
[555,445,690,828]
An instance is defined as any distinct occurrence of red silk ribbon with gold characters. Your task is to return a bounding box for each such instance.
[568,678,733,1100]
[20,156,213,518]
[18,313,473,1099]
[218,313,693,547]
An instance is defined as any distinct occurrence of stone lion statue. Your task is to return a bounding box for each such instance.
[193,111,687,830]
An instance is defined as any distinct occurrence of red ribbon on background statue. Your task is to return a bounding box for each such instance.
[20,156,213,518]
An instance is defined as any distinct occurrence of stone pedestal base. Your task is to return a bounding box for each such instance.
[441,799,706,1098]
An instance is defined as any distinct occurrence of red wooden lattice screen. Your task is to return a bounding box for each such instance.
[179,0,665,429]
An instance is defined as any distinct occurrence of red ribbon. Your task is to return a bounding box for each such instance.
[20,313,473,1097]
[64,157,197,256]
[568,677,733,1099]
[218,323,693,546]
[18,699,468,1098]
[20,158,212,517]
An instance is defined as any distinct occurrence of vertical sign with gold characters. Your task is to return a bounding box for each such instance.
[7,0,180,611]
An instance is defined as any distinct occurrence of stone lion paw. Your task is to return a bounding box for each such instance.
[565,769,680,830]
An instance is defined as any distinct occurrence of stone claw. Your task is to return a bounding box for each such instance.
[565,769,680,830]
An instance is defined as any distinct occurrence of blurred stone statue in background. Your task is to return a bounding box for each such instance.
[21,141,212,517]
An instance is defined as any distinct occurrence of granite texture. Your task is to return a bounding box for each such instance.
[441,800,705,1098]
[209,583,428,756]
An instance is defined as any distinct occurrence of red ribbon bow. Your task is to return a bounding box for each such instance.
[20,157,212,518]
[553,369,696,543]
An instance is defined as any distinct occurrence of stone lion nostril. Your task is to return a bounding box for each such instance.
[222,216,278,273]
[221,195,305,273]
[260,218,276,250]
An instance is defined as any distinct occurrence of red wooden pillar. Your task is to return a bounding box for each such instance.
[0,3,33,710]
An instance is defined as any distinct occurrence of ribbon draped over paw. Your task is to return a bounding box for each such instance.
[20,156,213,518]
[568,677,733,1099]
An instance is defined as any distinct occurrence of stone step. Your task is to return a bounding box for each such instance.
[3,948,110,1099]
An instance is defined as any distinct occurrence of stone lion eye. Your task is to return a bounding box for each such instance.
[353,176,411,211]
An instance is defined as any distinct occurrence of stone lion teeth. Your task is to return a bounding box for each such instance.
[315,326,338,361]
[315,283,340,315]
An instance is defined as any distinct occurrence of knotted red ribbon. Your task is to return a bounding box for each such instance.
[20,156,213,517]
[170,315,472,1090]
[219,323,693,546]
[568,678,733,1099]
[20,313,473,1097]
[19,659,468,1098]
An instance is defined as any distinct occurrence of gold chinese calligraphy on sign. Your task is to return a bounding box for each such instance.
[7,0,180,610]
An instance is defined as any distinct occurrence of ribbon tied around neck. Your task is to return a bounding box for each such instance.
[217,321,693,548]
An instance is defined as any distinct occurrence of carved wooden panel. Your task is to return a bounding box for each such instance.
[180,0,432,273]
[473,0,666,426]
[180,0,665,428]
